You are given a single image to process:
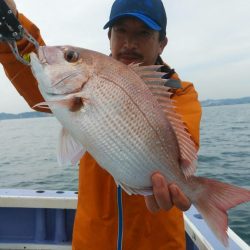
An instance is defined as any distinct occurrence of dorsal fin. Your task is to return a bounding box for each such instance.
[130,63,197,178]
[156,87,198,177]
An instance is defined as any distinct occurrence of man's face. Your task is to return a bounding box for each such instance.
[109,17,167,66]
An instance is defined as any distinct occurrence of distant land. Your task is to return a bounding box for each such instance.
[0,111,52,120]
[0,97,250,120]
[201,96,250,107]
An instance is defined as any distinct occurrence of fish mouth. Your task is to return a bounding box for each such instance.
[29,47,49,70]
[29,51,56,95]
[30,47,84,96]
[29,46,49,65]
[30,48,78,87]
[29,51,45,75]
[37,46,48,64]
[32,46,66,65]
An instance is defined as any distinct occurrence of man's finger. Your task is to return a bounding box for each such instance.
[5,0,17,16]
[169,184,191,211]
[145,195,159,213]
[151,173,173,211]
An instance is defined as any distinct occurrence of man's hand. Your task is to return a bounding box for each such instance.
[5,0,17,16]
[145,172,191,213]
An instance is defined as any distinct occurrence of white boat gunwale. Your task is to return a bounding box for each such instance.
[0,189,249,250]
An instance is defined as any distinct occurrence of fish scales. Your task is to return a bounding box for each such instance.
[77,75,177,187]
[99,63,181,160]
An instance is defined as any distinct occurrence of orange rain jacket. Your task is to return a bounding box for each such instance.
[0,14,202,250]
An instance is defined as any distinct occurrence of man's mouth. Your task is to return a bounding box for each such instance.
[118,53,143,64]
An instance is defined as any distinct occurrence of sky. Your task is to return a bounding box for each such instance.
[1,0,250,113]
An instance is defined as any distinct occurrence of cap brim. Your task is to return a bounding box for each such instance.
[103,13,161,31]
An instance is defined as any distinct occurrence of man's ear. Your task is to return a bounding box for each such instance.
[159,36,168,55]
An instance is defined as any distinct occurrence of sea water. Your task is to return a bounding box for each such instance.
[0,103,250,244]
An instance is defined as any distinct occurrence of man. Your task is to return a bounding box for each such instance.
[1,0,201,249]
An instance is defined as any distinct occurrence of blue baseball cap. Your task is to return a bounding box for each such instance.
[103,0,167,35]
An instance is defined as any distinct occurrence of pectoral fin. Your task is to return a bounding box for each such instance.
[57,127,86,166]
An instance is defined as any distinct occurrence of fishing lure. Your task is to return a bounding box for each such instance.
[0,0,38,64]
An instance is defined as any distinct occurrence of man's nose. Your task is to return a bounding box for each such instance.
[124,35,138,49]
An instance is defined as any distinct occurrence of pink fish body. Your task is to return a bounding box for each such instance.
[30,46,250,246]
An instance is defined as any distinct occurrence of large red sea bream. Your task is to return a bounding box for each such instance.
[30,46,250,246]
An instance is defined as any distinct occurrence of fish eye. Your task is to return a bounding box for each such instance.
[64,50,79,63]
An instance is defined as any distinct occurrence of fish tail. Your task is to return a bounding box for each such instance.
[190,176,250,246]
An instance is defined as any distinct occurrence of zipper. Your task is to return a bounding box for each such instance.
[117,186,123,250]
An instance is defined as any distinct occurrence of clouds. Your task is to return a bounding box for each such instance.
[163,0,250,100]
[0,0,249,113]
